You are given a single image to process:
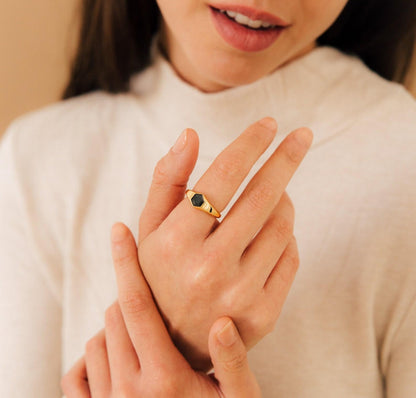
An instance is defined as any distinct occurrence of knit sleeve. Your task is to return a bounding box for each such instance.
[0,123,63,397]
[385,296,416,397]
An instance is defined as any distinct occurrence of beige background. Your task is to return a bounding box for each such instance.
[1,1,416,136]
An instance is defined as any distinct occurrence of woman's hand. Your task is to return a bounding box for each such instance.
[138,117,313,370]
[62,224,261,398]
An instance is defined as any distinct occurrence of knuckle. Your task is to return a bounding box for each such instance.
[189,251,220,291]
[213,150,246,181]
[146,369,179,396]
[85,334,103,355]
[221,285,243,313]
[248,121,275,140]
[189,267,211,292]
[289,252,300,273]
[159,225,182,261]
[114,383,136,398]
[158,376,179,396]
[186,245,231,300]
[152,156,170,185]
[260,312,275,336]
[114,246,136,269]
[264,318,276,335]
[278,247,300,284]
[281,191,295,218]
[120,291,152,317]
[201,246,224,268]
[287,240,300,271]
[246,180,275,211]
[283,134,306,164]
[105,302,120,328]
[251,306,275,337]
[274,216,294,240]
[221,351,247,373]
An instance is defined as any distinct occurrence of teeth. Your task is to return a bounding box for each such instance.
[221,9,276,29]
[225,10,237,18]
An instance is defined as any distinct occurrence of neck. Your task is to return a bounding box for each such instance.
[158,24,317,93]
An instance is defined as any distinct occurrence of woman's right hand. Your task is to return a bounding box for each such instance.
[136,117,313,370]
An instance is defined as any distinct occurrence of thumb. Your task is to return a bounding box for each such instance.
[139,128,199,242]
[209,317,262,398]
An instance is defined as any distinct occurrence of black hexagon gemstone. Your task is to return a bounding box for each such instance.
[191,193,204,207]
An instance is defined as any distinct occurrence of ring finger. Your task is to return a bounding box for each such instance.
[167,117,278,238]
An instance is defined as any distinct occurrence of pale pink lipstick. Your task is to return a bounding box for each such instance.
[209,3,289,52]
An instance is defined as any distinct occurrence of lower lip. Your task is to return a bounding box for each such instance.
[209,7,285,52]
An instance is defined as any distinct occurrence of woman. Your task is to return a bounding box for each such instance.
[0,0,415,396]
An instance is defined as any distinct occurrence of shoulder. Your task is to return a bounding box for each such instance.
[300,46,416,151]
[1,90,142,177]
[0,90,144,256]
[3,90,135,150]
[302,44,414,101]
[0,90,147,233]
[299,47,416,325]
[300,45,416,118]
[297,46,416,222]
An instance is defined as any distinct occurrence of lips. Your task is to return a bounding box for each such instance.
[208,2,290,27]
[209,5,287,52]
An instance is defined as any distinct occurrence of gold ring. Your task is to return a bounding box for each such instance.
[185,190,221,218]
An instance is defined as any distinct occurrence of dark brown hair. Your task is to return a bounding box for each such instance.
[62,0,416,99]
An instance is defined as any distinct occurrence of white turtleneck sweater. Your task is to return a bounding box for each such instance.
[1,43,416,398]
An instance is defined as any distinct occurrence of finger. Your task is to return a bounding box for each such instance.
[139,128,199,243]
[241,191,294,286]
[264,235,299,300]
[105,301,140,386]
[212,127,312,253]
[167,117,277,237]
[111,222,180,369]
[85,330,112,396]
[61,357,91,398]
[209,317,261,398]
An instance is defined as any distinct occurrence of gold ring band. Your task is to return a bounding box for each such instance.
[185,190,221,218]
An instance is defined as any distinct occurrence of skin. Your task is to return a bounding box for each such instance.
[61,223,261,397]
[138,119,311,370]
[156,0,349,92]
[64,0,351,394]
[63,120,310,396]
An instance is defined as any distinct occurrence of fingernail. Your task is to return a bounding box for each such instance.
[217,320,237,347]
[258,117,277,131]
[111,223,127,243]
[295,128,313,148]
[172,129,188,153]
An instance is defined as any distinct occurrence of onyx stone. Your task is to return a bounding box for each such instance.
[191,193,204,207]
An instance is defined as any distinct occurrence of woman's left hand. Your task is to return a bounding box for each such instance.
[61,222,261,397]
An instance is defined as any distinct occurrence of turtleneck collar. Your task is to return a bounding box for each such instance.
[128,35,362,157]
